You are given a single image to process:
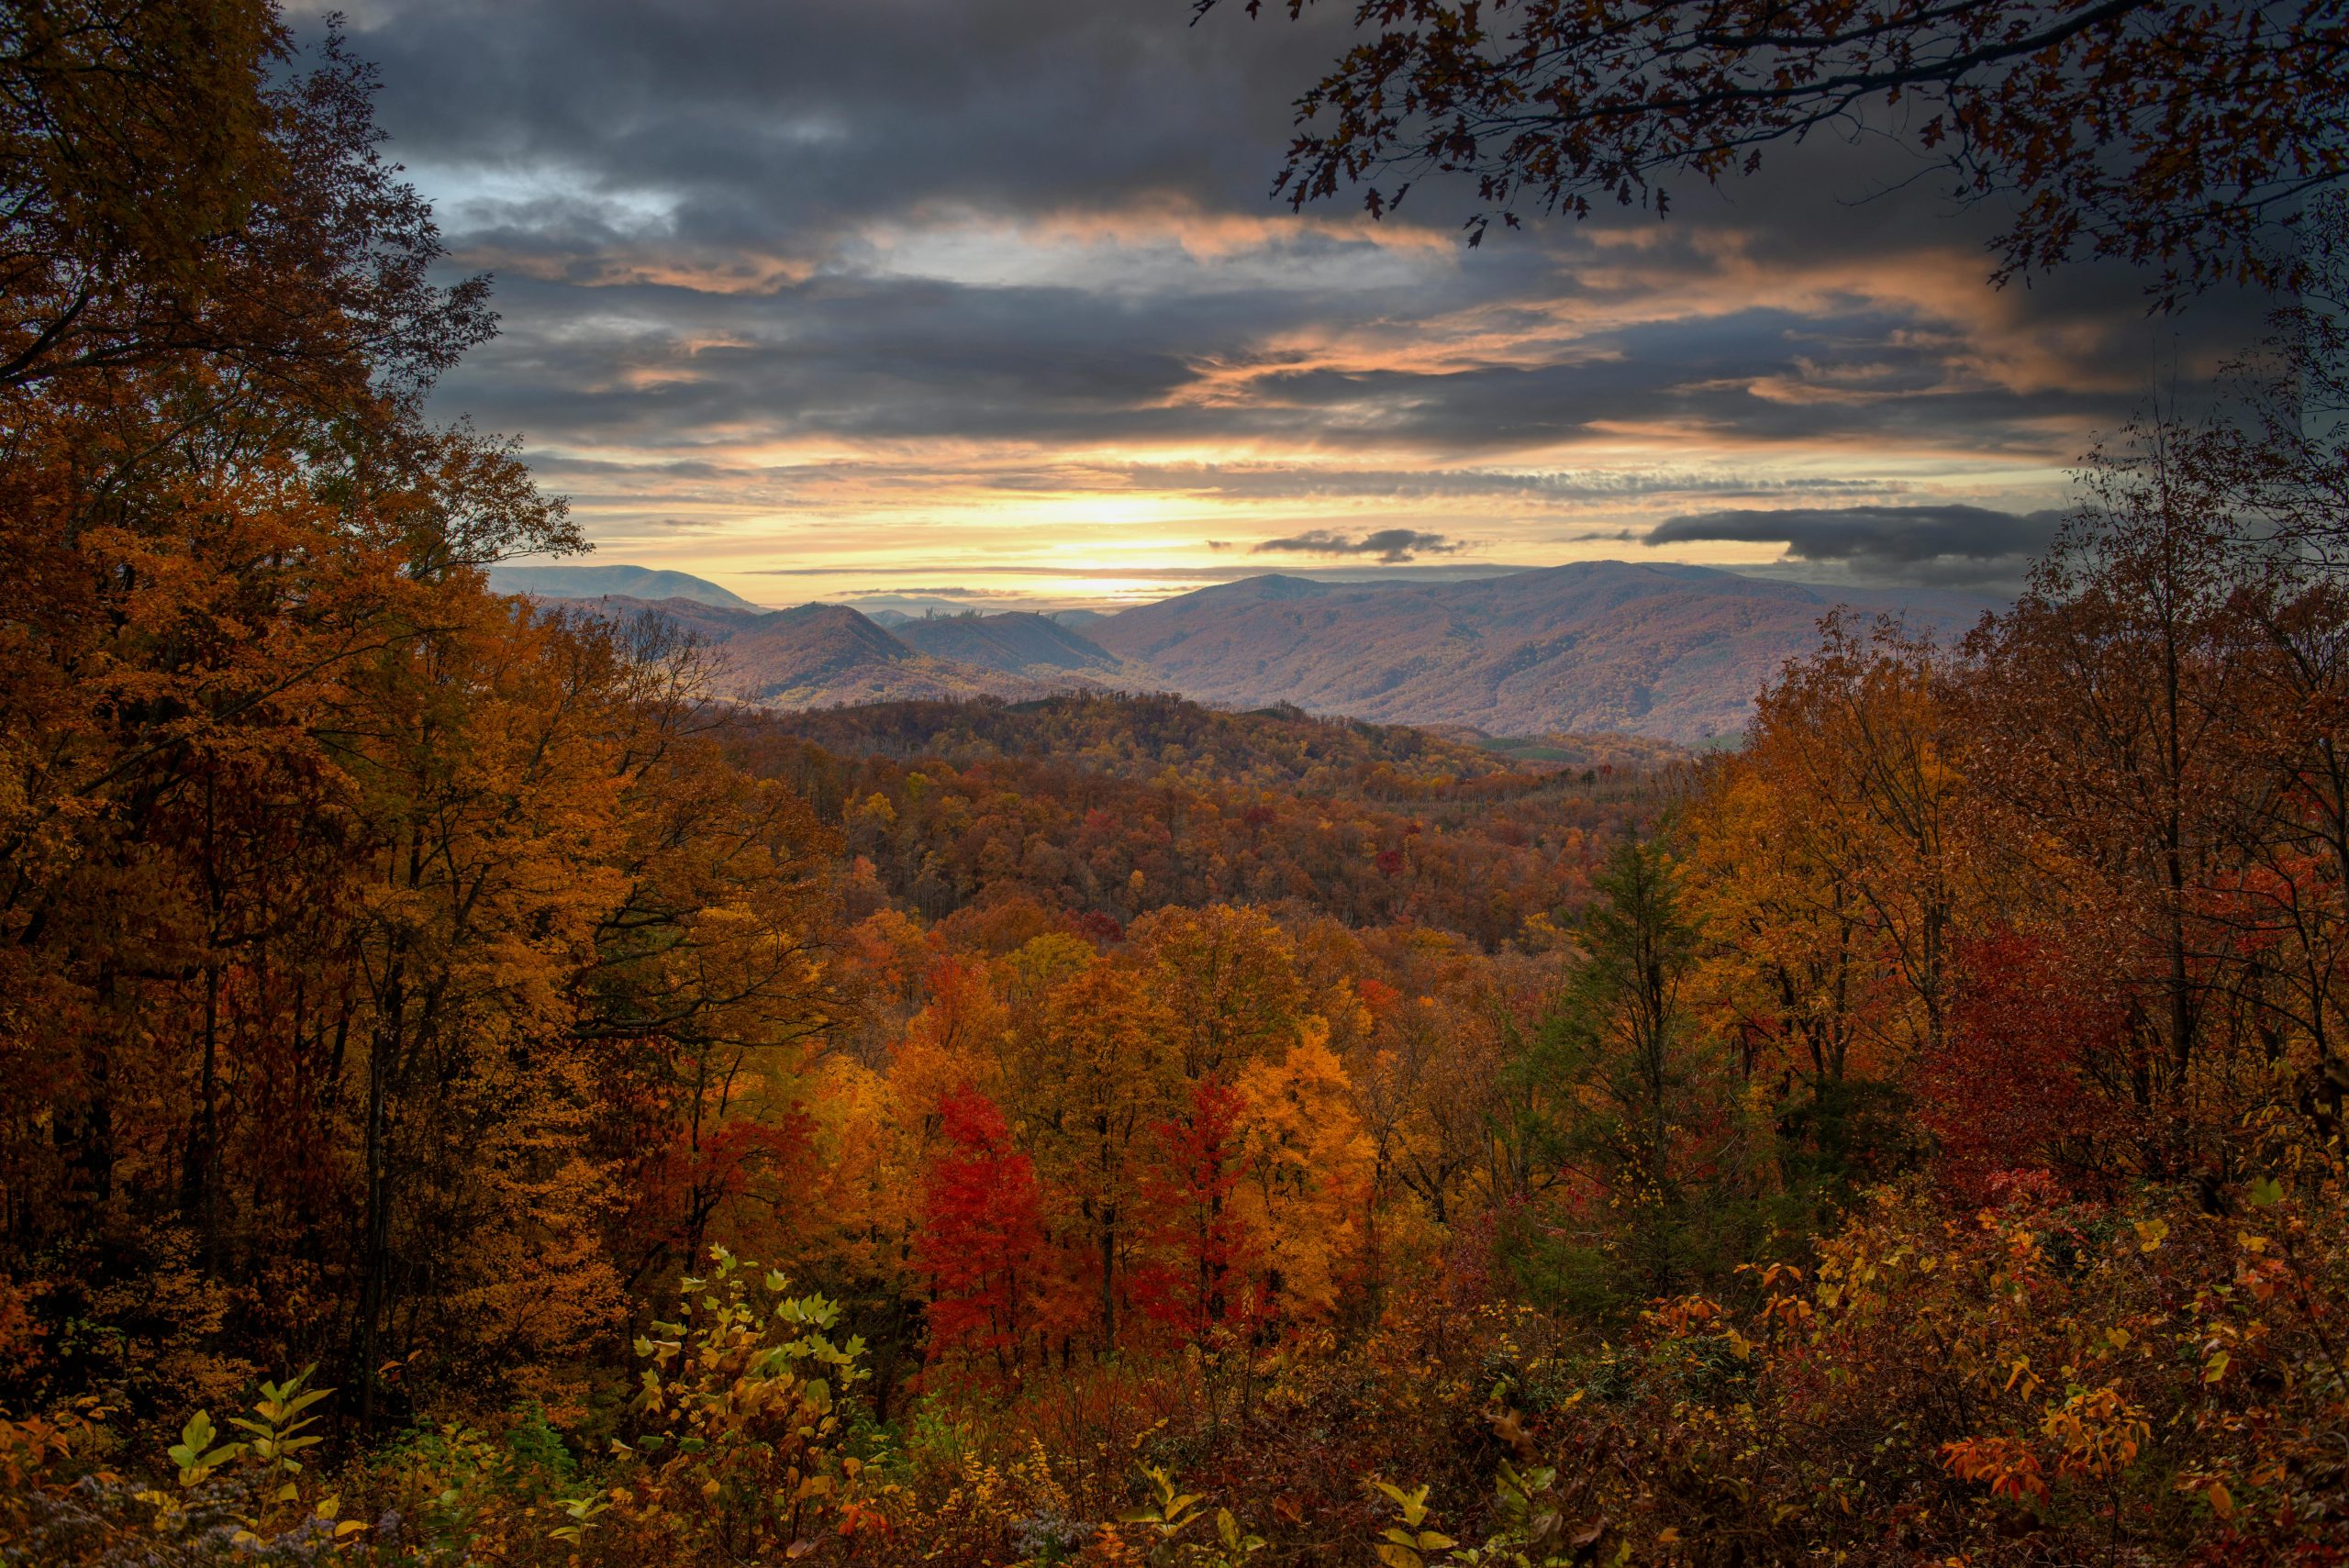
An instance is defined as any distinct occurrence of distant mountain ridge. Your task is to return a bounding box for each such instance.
[541,562,1998,741]
[1085,562,1996,743]
[551,595,1088,706]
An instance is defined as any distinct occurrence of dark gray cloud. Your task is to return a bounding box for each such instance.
[1253,528,1468,562]
[1645,504,2069,589]
[282,0,2273,598]
[440,280,2118,459]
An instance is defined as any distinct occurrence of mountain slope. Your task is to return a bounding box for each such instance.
[891,611,1123,676]
[1089,562,1995,742]
[556,596,1074,706]
[489,562,763,609]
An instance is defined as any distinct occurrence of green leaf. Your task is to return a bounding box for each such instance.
[173,1411,217,1456]
[2249,1176,2284,1207]
[167,1409,243,1484]
[277,1387,332,1418]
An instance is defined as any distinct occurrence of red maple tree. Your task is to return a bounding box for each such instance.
[917,1084,1046,1379]
[1133,1077,1264,1348]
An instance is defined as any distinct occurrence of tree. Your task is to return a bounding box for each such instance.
[1011,960,1177,1353]
[1132,1077,1263,1350]
[1234,1016,1375,1320]
[583,634,844,1283]
[0,0,882,1437]
[1129,903,1305,1079]
[915,1085,1045,1381]
[1678,617,1974,1216]
[1914,927,2132,1202]
[1529,835,1749,1296]
[0,3,492,400]
[1201,0,2343,304]
[1965,457,2260,1175]
[1355,981,1498,1230]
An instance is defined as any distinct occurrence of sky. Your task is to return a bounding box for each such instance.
[310,0,2263,611]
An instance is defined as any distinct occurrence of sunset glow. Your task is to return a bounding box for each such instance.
[329,0,2258,609]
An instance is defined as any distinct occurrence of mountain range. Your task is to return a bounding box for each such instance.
[544,595,1076,706]
[1085,565,1994,741]
[515,562,1997,741]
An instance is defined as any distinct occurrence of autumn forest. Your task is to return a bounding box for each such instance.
[7,2,2349,1565]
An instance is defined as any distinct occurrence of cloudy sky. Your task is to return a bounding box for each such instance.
[313,0,2259,609]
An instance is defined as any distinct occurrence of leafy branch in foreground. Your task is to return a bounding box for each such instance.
[1199,0,2344,305]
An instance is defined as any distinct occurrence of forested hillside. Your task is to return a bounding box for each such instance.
[889,614,1125,677]
[748,693,1529,790]
[7,6,2349,1568]
[1085,566,1997,743]
[737,698,1662,949]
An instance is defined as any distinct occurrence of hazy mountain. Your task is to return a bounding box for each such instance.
[489,563,763,610]
[891,611,1122,676]
[559,596,1078,706]
[554,562,1998,741]
[1089,562,1998,743]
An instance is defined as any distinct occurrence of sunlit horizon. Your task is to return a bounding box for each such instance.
[318,0,2252,615]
